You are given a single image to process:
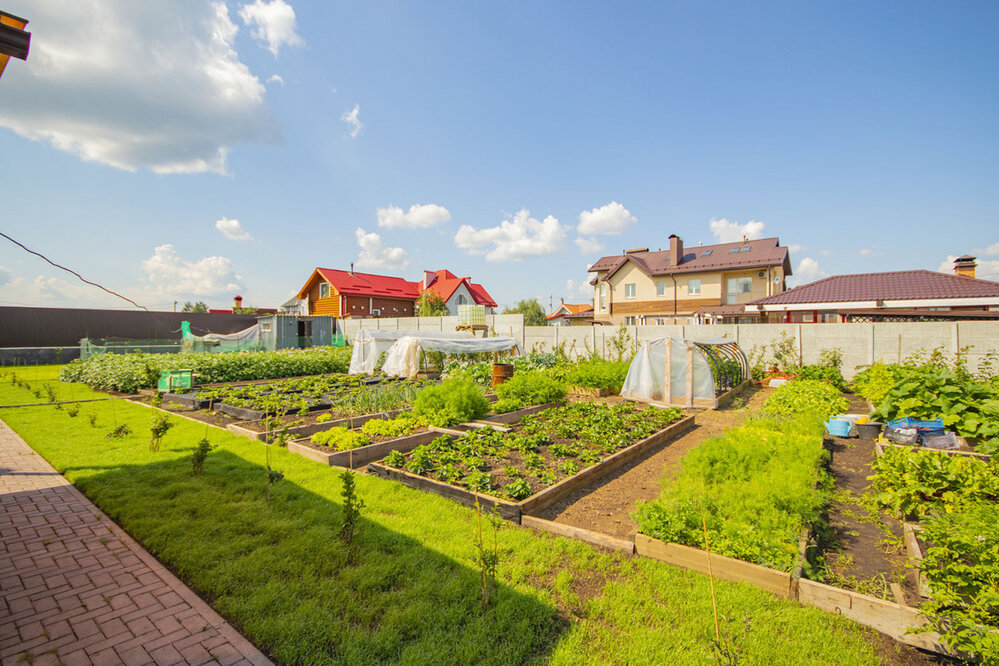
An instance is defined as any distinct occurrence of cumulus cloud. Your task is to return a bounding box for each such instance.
[215,217,254,242]
[575,236,604,254]
[355,228,410,270]
[454,209,567,262]
[790,257,828,286]
[819,249,833,256]
[0,274,131,308]
[142,244,241,297]
[0,266,10,287]
[859,247,883,257]
[267,74,284,85]
[342,104,363,138]
[709,218,766,243]
[377,204,451,229]
[976,242,999,256]
[238,0,304,56]
[565,278,594,301]
[0,1,276,175]
[787,244,805,253]
[577,201,636,235]
[937,255,999,279]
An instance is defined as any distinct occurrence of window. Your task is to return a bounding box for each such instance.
[599,284,607,309]
[688,279,702,296]
[624,283,636,298]
[729,247,739,253]
[702,249,712,256]
[739,246,751,253]
[624,316,636,325]
[319,283,330,299]
[457,294,467,305]
[260,323,272,333]
[656,318,665,325]
[656,281,667,296]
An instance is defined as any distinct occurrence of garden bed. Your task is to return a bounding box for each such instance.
[367,405,692,523]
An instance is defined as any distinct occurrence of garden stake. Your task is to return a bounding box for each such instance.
[703,516,720,644]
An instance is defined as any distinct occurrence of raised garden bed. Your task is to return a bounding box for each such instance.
[367,404,693,523]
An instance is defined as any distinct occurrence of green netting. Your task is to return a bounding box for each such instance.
[80,338,183,360]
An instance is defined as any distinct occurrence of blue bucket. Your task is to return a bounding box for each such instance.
[824,418,853,437]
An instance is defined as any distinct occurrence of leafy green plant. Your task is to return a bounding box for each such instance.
[609,326,634,362]
[66,404,80,417]
[191,438,215,475]
[385,450,406,468]
[794,365,846,391]
[491,399,523,414]
[564,359,630,393]
[464,471,493,492]
[495,371,566,407]
[149,414,174,452]
[502,478,532,500]
[361,414,423,438]
[760,379,849,420]
[338,470,365,548]
[472,497,501,609]
[311,427,371,451]
[851,362,901,407]
[407,446,434,475]
[106,424,131,439]
[316,413,334,423]
[412,378,488,427]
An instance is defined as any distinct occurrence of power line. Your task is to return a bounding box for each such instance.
[0,231,148,311]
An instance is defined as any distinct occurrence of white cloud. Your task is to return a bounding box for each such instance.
[142,244,241,297]
[859,247,883,257]
[575,236,604,254]
[215,217,254,242]
[238,0,304,56]
[790,257,828,287]
[355,228,410,271]
[342,104,363,138]
[0,274,130,308]
[454,209,567,262]
[0,266,9,287]
[787,244,805,253]
[708,218,766,243]
[267,74,284,85]
[377,204,451,229]
[819,249,833,256]
[976,242,999,256]
[0,1,275,175]
[577,201,636,235]
[936,255,999,279]
[565,278,594,301]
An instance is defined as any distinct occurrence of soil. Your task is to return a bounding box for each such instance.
[534,385,771,537]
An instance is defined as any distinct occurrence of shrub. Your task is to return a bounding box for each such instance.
[412,379,488,427]
[851,362,902,407]
[760,379,849,420]
[494,371,566,408]
[794,364,846,391]
[564,359,630,393]
[311,427,371,451]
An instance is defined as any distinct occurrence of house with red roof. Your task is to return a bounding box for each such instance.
[546,302,594,326]
[748,257,999,323]
[588,234,792,325]
[419,269,497,315]
[296,265,420,318]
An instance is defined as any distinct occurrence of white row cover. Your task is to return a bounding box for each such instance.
[382,336,521,379]
[202,325,260,345]
[348,328,474,374]
[620,337,719,403]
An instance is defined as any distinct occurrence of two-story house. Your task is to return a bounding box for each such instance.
[296,266,420,318]
[588,234,792,325]
[419,269,498,315]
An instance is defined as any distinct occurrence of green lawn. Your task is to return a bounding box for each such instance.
[0,366,894,665]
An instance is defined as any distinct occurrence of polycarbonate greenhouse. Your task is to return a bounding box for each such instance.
[620,337,749,408]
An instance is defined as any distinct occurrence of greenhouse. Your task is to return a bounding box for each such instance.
[348,329,479,374]
[381,335,520,379]
[620,337,748,408]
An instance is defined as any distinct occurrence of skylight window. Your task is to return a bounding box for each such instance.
[739,246,751,253]
[702,250,712,256]
[729,248,739,254]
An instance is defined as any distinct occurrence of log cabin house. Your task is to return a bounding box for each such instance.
[297,266,420,318]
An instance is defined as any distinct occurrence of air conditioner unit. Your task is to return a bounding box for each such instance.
[758,271,766,278]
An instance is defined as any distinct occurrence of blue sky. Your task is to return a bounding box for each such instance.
[1,0,997,312]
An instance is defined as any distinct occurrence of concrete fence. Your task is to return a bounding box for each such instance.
[342,317,999,380]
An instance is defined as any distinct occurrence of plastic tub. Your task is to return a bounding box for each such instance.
[855,422,883,440]
[923,432,960,450]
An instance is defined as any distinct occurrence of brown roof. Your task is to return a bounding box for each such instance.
[751,270,999,306]
[588,237,790,280]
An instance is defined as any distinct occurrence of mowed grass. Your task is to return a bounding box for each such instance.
[0,367,888,665]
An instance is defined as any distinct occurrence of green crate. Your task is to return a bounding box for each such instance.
[158,369,193,392]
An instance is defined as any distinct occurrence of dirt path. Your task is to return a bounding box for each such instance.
[535,386,771,538]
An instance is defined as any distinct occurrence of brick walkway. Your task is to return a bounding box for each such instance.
[0,420,273,666]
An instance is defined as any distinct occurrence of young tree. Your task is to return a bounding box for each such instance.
[416,291,450,317]
[181,301,209,313]
[501,298,546,326]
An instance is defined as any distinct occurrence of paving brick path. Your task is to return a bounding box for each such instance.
[0,420,273,666]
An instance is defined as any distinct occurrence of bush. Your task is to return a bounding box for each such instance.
[760,379,849,420]
[851,362,902,407]
[564,359,630,393]
[795,364,846,391]
[59,346,352,393]
[494,371,566,409]
[411,378,489,427]
[311,427,371,451]
[634,417,829,572]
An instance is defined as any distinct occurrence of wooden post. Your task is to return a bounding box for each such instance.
[664,338,672,404]
[686,343,694,409]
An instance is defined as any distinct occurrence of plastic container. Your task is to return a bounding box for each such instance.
[886,417,945,429]
[855,422,883,439]
[923,432,960,450]
[885,427,918,445]
[824,418,854,438]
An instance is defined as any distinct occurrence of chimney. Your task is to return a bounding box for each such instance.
[954,255,977,278]
[349,263,355,276]
[668,234,683,266]
[423,270,437,288]
[233,295,243,309]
